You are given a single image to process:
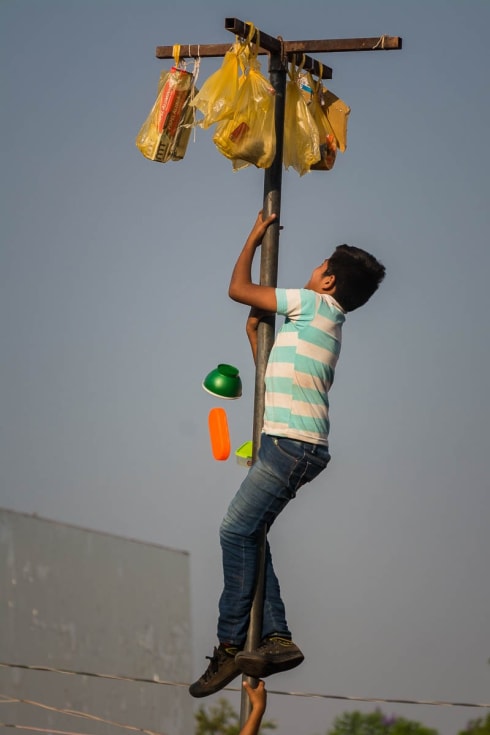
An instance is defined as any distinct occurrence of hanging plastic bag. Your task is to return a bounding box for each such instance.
[319,86,350,153]
[309,74,337,171]
[136,51,198,163]
[212,60,276,169]
[135,66,196,163]
[283,62,320,176]
[190,39,249,129]
[213,29,276,170]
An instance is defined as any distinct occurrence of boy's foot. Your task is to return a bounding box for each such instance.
[189,644,241,698]
[235,636,304,678]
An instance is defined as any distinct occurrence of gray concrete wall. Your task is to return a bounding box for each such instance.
[0,508,193,735]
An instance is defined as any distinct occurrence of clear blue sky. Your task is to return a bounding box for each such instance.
[1,2,489,734]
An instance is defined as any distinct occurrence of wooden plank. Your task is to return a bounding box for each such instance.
[156,43,233,59]
[155,35,401,64]
[283,36,402,52]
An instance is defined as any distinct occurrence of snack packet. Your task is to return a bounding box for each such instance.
[136,66,196,163]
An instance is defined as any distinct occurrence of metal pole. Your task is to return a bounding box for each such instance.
[239,47,287,729]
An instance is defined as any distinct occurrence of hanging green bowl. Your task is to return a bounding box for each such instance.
[202,363,242,399]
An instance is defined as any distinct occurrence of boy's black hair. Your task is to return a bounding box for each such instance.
[325,244,386,312]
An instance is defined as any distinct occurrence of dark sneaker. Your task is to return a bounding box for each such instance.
[235,636,304,678]
[189,645,241,698]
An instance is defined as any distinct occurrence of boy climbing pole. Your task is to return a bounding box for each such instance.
[190,210,385,698]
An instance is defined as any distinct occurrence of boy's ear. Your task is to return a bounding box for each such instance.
[322,273,336,292]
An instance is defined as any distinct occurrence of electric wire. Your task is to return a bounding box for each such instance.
[1,662,489,710]
[0,694,163,735]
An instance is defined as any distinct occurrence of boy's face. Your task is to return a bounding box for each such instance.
[305,259,335,294]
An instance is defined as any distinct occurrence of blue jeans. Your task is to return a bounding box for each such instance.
[218,433,330,646]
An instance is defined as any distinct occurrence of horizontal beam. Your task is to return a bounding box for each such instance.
[225,18,401,53]
[224,17,282,53]
[155,36,402,59]
[155,36,402,60]
[224,18,332,79]
[156,42,332,79]
[155,18,402,77]
[283,36,402,53]
[156,43,236,59]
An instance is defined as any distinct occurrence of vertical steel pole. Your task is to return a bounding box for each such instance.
[239,47,287,728]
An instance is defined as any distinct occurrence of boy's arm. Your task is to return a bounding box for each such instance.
[229,211,278,312]
[246,308,275,365]
[239,680,267,735]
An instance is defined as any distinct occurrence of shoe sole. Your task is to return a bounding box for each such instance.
[189,667,241,698]
[235,652,304,678]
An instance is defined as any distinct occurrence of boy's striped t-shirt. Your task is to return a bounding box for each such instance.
[262,288,345,446]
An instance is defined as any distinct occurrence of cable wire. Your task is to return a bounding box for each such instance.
[1,662,489,710]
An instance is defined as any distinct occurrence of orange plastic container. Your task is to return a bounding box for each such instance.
[208,407,231,461]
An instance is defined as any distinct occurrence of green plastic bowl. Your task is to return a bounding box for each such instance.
[202,363,242,399]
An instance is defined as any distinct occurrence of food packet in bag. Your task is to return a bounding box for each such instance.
[136,66,196,163]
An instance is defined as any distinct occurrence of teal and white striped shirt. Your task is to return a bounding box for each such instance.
[263,288,345,446]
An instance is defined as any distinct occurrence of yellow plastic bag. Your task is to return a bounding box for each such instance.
[213,53,276,170]
[283,64,320,176]
[190,41,246,129]
[309,76,337,171]
[136,65,196,163]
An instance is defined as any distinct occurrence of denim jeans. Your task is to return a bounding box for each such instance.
[218,433,330,646]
